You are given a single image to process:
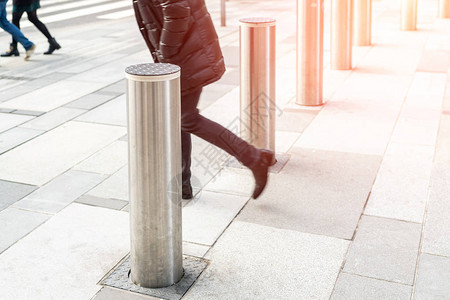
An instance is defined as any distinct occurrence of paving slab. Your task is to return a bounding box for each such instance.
[332,273,412,300]
[0,112,34,133]
[0,207,50,254]
[276,108,318,133]
[64,92,117,110]
[238,148,381,239]
[422,164,450,257]
[0,203,129,300]
[0,180,36,212]
[204,167,254,197]
[184,221,349,299]
[434,114,450,163]
[93,287,161,300]
[87,166,128,201]
[0,126,43,155]
[0,80,106,112]
[19,107,86,131]
[416,50,450,73]
[75,195,128,211]
[294,94,403,156]
[0,121,126,185]
[13,170,107,214]
[344,216,422,285]
[74,140,128,175]
[182,191,249,246]
[365,142,434,223]
[414,253,450,299]
[75,94,126,126]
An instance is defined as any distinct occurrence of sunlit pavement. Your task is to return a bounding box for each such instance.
[0,0,449,299]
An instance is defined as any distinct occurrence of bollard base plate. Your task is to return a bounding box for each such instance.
[100,255,208,300]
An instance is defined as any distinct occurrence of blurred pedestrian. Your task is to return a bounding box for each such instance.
[0,0,35,60]
[133,0,274,200]
[1,0,60,57]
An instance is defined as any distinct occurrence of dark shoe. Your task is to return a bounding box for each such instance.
[182,184,193,200]
[44,37,61,55]
[1,43,19,57]
[250,150,275,199]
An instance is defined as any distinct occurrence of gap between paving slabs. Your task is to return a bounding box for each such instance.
[100,255,209,300]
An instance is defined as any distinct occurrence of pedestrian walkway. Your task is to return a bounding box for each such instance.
[0,0,449,299]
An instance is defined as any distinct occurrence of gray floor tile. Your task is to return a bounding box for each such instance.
[100,80,126,94]
[13,170,107,214]
[0,208,50,253]
[65,92,116,110]
[0,112,34,133]
[185,221,349,299]
[19,107,86,131]
[416,50,450,73]
[414,253,450,299]
[422,165,450,257]
[93,287,160,300]
[332,273,412,300]
[87,166,128,201]
[276,108,319,132]
[344,216,422,285]
[75,195,128,210]
[0,180,36,212]
[0,203,129,299]
[182,191,249,246]
[238,148,381,239]
[0,127,43,155]
[75,94,126,126]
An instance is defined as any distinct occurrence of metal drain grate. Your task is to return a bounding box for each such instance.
[101,256,208,300]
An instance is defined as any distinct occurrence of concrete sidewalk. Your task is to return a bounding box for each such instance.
[0,0,449,299]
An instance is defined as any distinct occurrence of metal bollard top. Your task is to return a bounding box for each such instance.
[239,17,276,27]
[125,63,180,82]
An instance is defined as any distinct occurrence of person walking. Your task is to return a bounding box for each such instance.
[1,0,60,57]
[133,0,274,200]
[0,0,35,60]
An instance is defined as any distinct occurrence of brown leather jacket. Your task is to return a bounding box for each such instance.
[133,0,225,95]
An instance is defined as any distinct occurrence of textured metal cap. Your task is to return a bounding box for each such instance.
[125,63,180,82]
[239,17,276,27]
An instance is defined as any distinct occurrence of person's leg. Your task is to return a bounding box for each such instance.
[27,10,60,55]
[26,10,51,39]
[181,89,259,167]
[0,5,33,51]
[181,88,273,199]
[0,10,21,56]
[11,11,23,48]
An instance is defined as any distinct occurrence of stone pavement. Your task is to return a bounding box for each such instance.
[0,0,449,299]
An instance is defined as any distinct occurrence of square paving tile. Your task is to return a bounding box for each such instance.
[422,165,450,257]
[0,180,36,212]
[75,95,126,126]
[414,253,450,299]
[184,221,349,299]
[332,273,412,300]
[0,204,130,300]
[182,191,249,246]
[0,121,126,185]
[13,170,107,214]
[365,143,434,223]
[344,216,422,285]
[0,208,50,254]
[238,148,381,239]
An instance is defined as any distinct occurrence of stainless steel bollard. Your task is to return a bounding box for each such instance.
[401,0,417,30]
[125,63,183,288]
[353,0,372,46]
[296,0,324,106]
[239,18,276,155]
[439,0,450,18]
[331,0,353,70]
